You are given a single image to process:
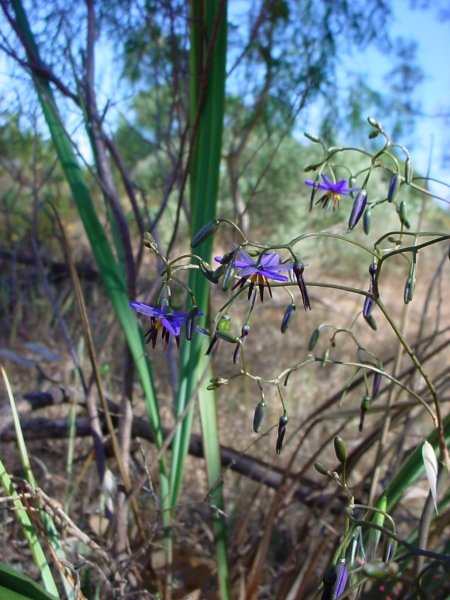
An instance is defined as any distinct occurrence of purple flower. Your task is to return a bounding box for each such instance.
[305,174,354,210]
[130,301,194,347]
[215,250,292,301]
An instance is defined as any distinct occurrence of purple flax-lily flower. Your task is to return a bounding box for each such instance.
[305,174,353,210]
[215,250,292,301]
[130,301,189,347]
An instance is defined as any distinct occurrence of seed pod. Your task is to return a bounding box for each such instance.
[348,190,368,231]
[371,372,382,400]
[276,414,289,454]
[363,208,371,234]
[363,561,399,580]
[363,295,374,318]
[314,462,330,476]
[387,173,401,203]
[281,303,296,333]
[334,436,348,464]
[308,327,321,351]
[217,315,231,332]
[191,219,220,247]
[221,262,236,291]
[405,157,413,184]
[253,401,266,433]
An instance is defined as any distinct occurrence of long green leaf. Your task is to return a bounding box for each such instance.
[10,0,170,514]
[0,564,59,600]
[170,1,230,597]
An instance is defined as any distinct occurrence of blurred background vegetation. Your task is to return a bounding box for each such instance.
[0,1,449,599]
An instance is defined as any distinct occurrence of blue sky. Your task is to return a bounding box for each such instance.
[358,2,450,183]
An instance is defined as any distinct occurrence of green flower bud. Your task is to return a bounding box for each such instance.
[314,462,330,476]
[320,348,330,368]
[367,117,383,130]
[334,436,348,464]
[143,232,158,253]
[207,376,229,390]
[253,401,267,433]
[363,208,371,235]
[404,157,413,184]
[221,262,236,291]
[304,132,321,143]
[398,201,409,227]
[308,327,321,351]
[191,219,220,247]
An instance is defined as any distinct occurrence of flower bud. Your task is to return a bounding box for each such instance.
[387,173,401,203]
[320,348,330,368]
[143,232,159,253]
[308,327,321,351]
[372,372,382,400]
[185,307,199,341]
[304,132,321,143]
[405,157,413,184]
[276,414,289,454]
[233,343,241,365]
[403,274,416,304]
[363,295,374,318]
[359,395,372,432]
[314,462,330,476]
[200,261,222,283]
[191,219,220,247]
[281,303,296,333]
[293,262,311,310]
[253,401,266,433]
[348,190,368,231]
[368,129,379,139]
[363,208,371,234]
[334,436,348,464]
[398,201,409,227]
[207,376,229,390]
[367,117,383,130]
[364,314,377,331]
[221,262,236,291]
